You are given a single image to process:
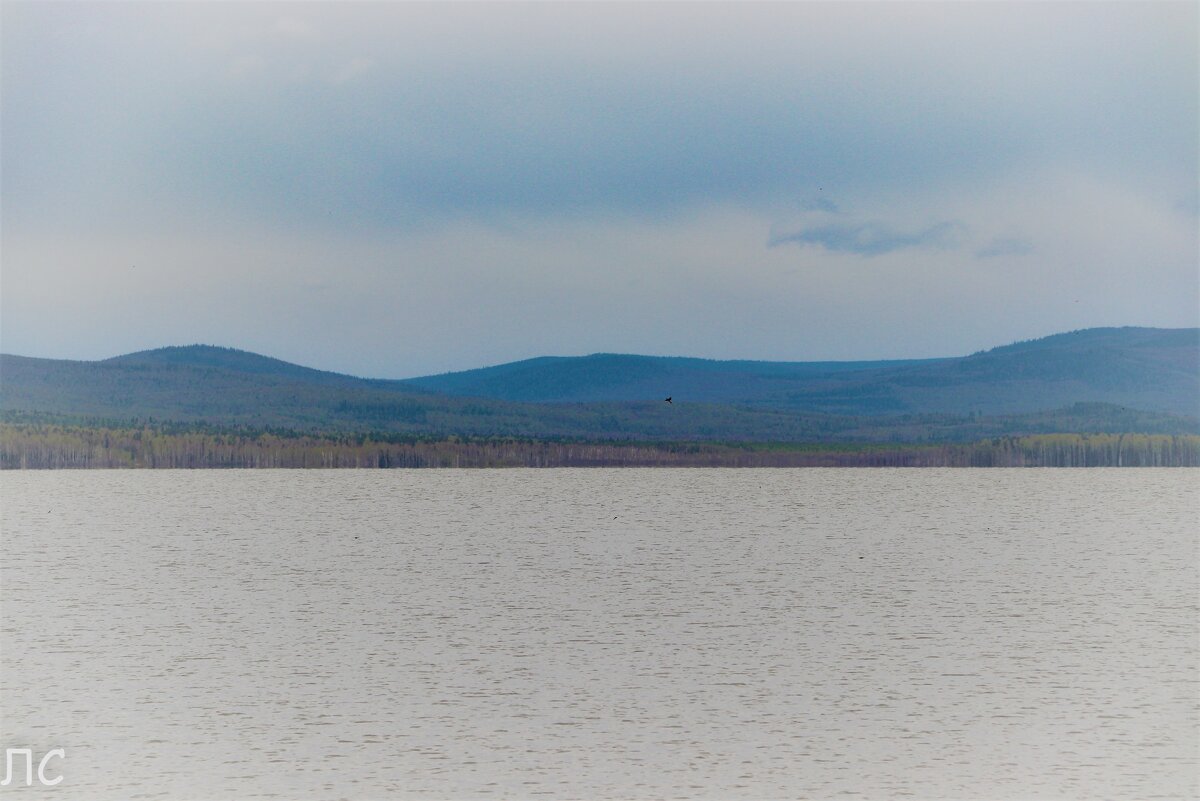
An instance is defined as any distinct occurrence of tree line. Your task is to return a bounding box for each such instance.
[2,423,1197,468]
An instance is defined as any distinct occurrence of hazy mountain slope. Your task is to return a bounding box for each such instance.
[0,351,874,440]
[401,354,942,403]
[401,327,1199,417]
[797,327,1200,416]
[104,344,367,386]
[1,352,415,428]
[1,328,1196,440]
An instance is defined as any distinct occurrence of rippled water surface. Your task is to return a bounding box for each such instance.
[2,469,1197,799]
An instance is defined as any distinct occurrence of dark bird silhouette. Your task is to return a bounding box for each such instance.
[664,397,672,404]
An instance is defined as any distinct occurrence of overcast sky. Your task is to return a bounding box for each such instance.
[2,1,1197,377]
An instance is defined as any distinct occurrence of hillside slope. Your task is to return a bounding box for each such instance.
[401,354,942,403]
[104,344,367,385]
[1,328,1196,440]
[401,327,1199,417]
[784,327,1200,416]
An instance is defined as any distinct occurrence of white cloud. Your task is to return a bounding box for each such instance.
[328,57,372,86]
[272,16,320,42]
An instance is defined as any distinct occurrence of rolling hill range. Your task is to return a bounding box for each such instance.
[403,327,1200,417]
[1,327,1197,442]
[399,354,944,404]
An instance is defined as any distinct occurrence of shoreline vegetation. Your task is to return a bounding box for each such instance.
[2,422,1197,468]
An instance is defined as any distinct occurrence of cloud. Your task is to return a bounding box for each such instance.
[976,235,1035,259]
[3,2,1193,235]
[1,2,1196,375]
[329,57,372,85]
[769,200,967,256]
[800,197,840,214]
[272,17,320,42]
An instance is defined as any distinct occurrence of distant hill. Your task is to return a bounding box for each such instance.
[402,327,1199,417]
[1,327,1196,441]
[401,354,942,403]
[103,344,364,385]
[1,349,443,431]
[779,327,1200,416]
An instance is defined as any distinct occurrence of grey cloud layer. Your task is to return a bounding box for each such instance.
[976,236,1035,259]
[771,218,968,257]
[3,2,1195,233]
[1,2,1196,374]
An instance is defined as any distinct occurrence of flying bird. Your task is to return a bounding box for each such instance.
[664,397,672,404]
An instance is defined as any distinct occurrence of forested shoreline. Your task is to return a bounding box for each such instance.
[2,423,1196,468]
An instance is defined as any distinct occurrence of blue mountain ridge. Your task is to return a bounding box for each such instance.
[1,327,1196,440]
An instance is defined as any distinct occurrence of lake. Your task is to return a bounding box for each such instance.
[1,469,1196,799]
